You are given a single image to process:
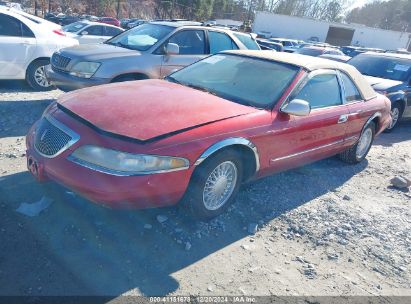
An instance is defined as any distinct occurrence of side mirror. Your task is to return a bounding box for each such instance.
[80,31,88,36]
[281,99,311,116]
[165,43,179,55]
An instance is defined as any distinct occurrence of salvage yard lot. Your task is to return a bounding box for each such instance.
[0,81,410,296]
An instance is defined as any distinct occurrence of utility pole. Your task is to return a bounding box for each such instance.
[116,0,121,19]
[171,0,175,19]
[34,0,38,16]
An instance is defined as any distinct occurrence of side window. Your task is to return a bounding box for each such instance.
[105,26,122,36]
[340,72,362,102]
[86,26,103,36]
[0,14,22,37]
[208,31,238,54]
[21,22,35,38]
[168,30,205,55]
[295,73,342,109]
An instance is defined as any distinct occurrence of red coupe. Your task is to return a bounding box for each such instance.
[26,51,391,219]
[98,17,120,27]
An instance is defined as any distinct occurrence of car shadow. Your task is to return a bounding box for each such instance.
[0,99,54,138]
[0,80,32,92]
[374,119,411,147]
[0,80,59,93]
[0,157,368,296]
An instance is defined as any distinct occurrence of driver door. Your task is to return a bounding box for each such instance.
[269,70,350,171]
[160,29,207,77]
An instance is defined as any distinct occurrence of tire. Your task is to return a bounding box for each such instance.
[182,149,243,220]
[384,103,402,133]
[26,59,53,91]
[339,122,375,164]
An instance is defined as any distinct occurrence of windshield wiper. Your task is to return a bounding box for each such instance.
[184,83,218,96]
[105,41,132,50]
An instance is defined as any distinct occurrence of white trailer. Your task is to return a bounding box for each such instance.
[253,11,411,50]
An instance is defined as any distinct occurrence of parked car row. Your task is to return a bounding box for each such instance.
[45,12,122,27]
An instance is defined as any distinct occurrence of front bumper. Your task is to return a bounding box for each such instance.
[46,66,110,91]
[25,122,192,209]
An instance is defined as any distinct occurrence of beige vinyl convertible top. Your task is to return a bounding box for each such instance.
[223,50,377,101]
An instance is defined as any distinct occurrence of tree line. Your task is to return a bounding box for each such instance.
[20,0,411,32]
[21,0,349,22]
[346,0,411,32]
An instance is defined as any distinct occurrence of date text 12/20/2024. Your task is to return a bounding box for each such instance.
[149,296,256,303]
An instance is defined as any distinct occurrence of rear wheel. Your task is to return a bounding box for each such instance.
[339,122,375,164]
[26,59,53,91]
[183,149,243,220]
[384,103,402,132]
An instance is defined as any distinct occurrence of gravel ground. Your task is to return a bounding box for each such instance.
[0,81,410,297]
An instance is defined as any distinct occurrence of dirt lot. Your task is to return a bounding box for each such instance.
[0,81,410,297]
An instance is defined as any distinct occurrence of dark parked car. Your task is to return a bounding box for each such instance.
[256,39,283,52]
[44,13,81,26]
[269,38,298,52]
[61,15,81,25]
[120,18,130,28]
[348,52,411,131]
[44,12,58,23]
[319,54,351,63]
[341,46,384,57]
[126,18,147,29]
[294,46,344,57]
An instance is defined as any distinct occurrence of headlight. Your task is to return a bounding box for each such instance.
[69,62,101,78]
[68,145,189,175]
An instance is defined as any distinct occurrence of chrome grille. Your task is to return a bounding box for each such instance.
[51,53,71,70]
[34,116,79,158]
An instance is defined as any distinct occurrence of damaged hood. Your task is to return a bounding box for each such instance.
[57,79,259,141]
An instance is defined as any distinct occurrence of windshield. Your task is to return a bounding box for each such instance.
[106,23,173,51]
[348,54,411,81]
[63,22,88,33]
[167,54,299,108]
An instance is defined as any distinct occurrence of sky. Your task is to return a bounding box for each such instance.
[348,0,389,10]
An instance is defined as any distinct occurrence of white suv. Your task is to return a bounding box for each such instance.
[0,8,79,90]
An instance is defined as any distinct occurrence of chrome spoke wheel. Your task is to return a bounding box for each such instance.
[356,128,373,159]
[34,65,51,88]
[388,107,400,129]
[203,161,238,211]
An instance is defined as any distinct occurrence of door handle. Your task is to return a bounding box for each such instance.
[338,114,348,124]
[22,40,34,45]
